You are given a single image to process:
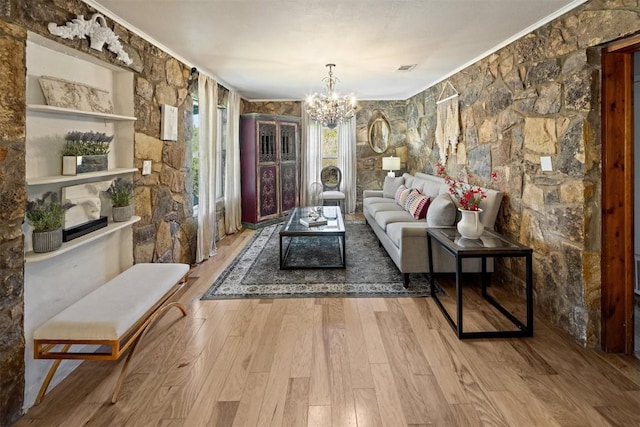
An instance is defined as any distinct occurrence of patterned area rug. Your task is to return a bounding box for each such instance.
[201,221,434,299]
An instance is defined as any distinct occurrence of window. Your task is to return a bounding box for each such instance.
[321,127,338,168]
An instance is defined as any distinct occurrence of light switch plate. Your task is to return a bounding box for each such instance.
[540,156,553,172]
[142,160,152,175]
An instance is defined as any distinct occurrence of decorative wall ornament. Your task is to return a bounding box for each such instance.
[39,75,114,113]
[48,13,132,65]
[435,81,460,162]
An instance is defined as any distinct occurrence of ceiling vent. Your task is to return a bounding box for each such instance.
[396,64,417,72]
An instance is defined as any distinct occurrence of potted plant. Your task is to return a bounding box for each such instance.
[62,131,113,175]
[26,192,74,253]
[105,178,134,222]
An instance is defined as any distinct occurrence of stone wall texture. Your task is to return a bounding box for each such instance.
[0,17,26,427]
[399,0,640,346]
[355,101,407,212]
[240,99,302,117]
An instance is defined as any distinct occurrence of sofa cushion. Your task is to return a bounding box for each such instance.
[374,210,414,230]
[383,176,405,198]
[426,193,457,226]
[367,201,404,217]
[386,222,429,248]
[404,192,431,219]
[363,197,393,212]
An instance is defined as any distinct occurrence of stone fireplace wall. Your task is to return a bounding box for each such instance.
[0,0,198,423]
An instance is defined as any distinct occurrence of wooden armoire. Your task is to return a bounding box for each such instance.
[240,114,300,227]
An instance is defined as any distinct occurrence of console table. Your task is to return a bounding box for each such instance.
[426,228,533,339]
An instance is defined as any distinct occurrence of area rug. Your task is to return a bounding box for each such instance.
[201,221,434,299]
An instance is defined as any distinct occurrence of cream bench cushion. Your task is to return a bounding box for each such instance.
[34,263,190,342]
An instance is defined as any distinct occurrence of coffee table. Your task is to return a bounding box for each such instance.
[426,227,533,339]
[280,206,346,269]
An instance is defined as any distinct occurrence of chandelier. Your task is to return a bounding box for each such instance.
[305,64,357,129]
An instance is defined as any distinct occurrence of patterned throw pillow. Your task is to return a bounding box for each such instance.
[404,190,431,220]
[395,185,411,207]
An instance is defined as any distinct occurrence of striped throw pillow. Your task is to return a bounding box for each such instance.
[395,185,412,207]
[404,190,431,220]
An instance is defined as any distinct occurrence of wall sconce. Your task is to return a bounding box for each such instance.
[187,67,199,94]
[382,156,401,177]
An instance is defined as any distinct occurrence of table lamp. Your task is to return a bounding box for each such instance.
[382,156,401,177]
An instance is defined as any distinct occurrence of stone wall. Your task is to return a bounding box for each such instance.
[400,0,640,346]
[240,99,302,117]
[0,0,198,422]
[355,101,407,211]
[0,16,26,427]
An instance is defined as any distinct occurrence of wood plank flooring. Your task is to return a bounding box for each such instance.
[14,221,640,427]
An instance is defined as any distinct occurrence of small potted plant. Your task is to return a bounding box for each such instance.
[62,131,113,175]
[105,178,134,222]
[26,192,74,253]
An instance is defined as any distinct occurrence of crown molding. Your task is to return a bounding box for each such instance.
[80,0,234,92]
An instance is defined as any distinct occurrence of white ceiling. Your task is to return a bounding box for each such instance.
[86,0,586,101]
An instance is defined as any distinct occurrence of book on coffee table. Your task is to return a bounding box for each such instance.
[300,216,327,227]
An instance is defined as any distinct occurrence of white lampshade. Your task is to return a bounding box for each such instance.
[382,157,401,177]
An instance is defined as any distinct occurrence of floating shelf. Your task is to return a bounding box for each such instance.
[25,216,141,263]
[26,167,138,186]
[27,104,137,121]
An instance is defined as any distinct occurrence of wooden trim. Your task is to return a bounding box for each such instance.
[606,34,640,52]
[600,49,635,354]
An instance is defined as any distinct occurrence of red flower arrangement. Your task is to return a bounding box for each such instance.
[436,162,496,211]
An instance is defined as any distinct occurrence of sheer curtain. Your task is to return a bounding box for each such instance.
[337,117,357,213]
[300,111,323,206]
[196,75,218,263]
[224,90,242,234]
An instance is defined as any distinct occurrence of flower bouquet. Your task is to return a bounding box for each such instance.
[436,162,496,211]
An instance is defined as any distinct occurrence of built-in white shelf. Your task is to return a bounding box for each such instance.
[25,216,141,263]
[26,167,138,186]
[27,104,137,121]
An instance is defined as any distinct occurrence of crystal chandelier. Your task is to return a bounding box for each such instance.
[305,64,357,129]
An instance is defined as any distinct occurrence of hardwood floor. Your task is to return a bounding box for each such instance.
[14,223,640,427]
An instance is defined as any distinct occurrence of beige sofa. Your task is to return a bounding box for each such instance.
[363,172,503,286]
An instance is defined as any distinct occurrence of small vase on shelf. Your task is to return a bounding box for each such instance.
[112,205,133,222]
[457,208,484,239]
[32,228,63,253]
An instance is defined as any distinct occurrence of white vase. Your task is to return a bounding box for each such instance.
[457,208,484,239]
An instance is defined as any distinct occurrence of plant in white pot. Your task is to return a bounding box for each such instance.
[26,192,74,253]
[106,178,134,222]
[62,131,113,175]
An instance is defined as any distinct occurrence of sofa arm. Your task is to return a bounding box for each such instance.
[364,190,383,199]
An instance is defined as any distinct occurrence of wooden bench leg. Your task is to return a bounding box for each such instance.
[111,301,187,403]
[35,343,72,405]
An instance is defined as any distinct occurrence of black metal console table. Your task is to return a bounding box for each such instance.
[426,228,533,339]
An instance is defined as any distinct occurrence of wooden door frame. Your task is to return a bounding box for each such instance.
[601,35,639,353]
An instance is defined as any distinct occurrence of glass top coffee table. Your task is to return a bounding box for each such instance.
[279,206,345,269]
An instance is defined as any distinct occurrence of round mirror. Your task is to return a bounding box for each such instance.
[368,112,390,154]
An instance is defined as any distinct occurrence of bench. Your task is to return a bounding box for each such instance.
[33,262,190,404]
